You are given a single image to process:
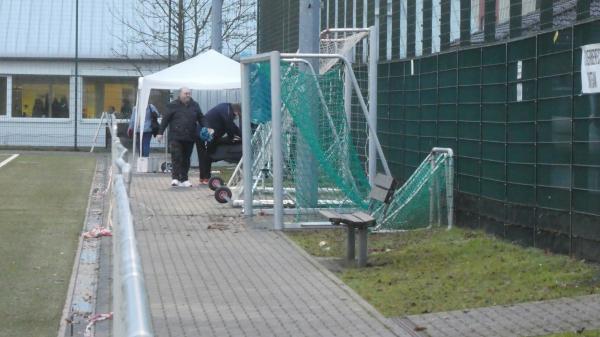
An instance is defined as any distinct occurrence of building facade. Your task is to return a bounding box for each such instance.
[0,0,177,147]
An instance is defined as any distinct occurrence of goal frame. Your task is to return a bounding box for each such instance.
[240,57,388,229]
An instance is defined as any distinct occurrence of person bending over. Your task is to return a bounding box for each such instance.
[197,103,241,184]
[157,87,205,187]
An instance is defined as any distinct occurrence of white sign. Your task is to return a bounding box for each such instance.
[581,43,600,94]
[516,83,523,102]
[517,60,522,80]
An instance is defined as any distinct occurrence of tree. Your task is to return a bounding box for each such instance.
[111,0,256,63]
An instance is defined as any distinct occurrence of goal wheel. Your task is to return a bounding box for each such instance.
[208,176,224,191]
[214,186,232,204]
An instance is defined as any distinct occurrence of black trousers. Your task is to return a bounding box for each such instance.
[170,140,195,181]
[196,139,212,180]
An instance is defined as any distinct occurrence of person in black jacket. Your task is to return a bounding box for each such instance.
[157,87,206,187]
[197,103,242,183]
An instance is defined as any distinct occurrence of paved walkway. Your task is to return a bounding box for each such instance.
[392,294,600,337]
[130,172,415,337]
[130,171,600,337]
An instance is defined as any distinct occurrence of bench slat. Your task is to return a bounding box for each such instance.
[319,210,343,222]
[339,213,362,224]
[352,211,375,223]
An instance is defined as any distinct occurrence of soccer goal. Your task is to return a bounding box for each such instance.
[372,148,455,231]
[234,26,393,229]
[234,26,454,231]
[225,28,381,209]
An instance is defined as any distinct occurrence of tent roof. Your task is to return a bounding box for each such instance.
[139,49,241,90]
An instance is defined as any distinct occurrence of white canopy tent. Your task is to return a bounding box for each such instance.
[134,49,241,159]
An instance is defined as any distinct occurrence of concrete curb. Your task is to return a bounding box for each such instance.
[57,157,109,337]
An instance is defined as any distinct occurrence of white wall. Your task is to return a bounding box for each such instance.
[0,87,241,148]
[0,59,168,148]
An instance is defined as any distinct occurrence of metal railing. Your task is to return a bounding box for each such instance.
[108,114,154,337]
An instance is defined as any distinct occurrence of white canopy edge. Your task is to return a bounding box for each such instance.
[134,50,242,159]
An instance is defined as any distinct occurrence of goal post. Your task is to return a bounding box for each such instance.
[372,147,455,232]
[239,48,389,230]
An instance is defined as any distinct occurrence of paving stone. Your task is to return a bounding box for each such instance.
[131,172,414,337]
[402,293,600,337]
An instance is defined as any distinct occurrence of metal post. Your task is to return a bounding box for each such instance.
[362,0,368,63]
[74,0,79,150]
[435,156,441,226]
[368,26,379,185]
[432,147,454,229]
[347,226,356,262]
[296,0,320,208]
[429,155,435,227]
[241,63,253,217]
[344,54,353,125]
[357,226,368,267]
[168,0,172,66]
[211,0,223,52]
[132,112,137,163]
[270,52,284,230]
[446,154,454,228]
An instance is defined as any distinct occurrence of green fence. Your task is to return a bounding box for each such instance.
[256,0,600,260]
[377,20,600,260]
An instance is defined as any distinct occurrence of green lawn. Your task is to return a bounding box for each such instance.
[0,153,96,337]
[286,228,600,317]
[539,330,600,337]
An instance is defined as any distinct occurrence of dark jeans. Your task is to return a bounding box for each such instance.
[170,140,195,182]
[135,132,153,157]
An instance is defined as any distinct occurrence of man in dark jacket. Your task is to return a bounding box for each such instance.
[197,103,242,183]
[157,87,206,187]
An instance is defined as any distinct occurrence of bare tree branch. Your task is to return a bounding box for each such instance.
[110,0,256,64]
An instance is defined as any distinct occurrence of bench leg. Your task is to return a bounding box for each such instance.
[357,226,368,268]
[346,225,356,263]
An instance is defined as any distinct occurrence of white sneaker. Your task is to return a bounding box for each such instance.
[179,180,192,187]
[171,179,180,187]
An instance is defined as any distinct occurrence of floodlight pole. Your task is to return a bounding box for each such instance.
[296,0,321,209]
[211,0,223,52]
[368,25,379,186]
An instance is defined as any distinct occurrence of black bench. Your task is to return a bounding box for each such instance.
[320,174,397,267]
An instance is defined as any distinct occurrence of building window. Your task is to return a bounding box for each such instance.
[12,76,70,118]
[0,77,6,116]
[83,77,137,119]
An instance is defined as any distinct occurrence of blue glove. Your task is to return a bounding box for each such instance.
[199,127,213,142]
